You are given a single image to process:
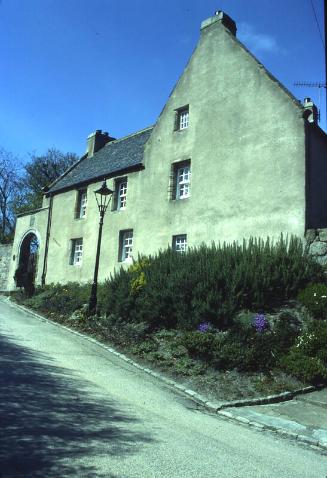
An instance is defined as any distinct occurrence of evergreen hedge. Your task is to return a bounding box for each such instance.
[102,234,325,331]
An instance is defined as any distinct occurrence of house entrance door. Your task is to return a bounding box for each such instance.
[15,233,39,295]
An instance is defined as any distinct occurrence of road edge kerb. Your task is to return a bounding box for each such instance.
[4,297,327,453]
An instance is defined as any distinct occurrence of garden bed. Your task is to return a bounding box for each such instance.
[10,293,308,401]
[10,236,327,399]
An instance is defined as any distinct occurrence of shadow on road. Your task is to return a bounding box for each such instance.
[0,333,156,477]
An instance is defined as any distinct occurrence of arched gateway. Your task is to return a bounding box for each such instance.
[14,232,40,295]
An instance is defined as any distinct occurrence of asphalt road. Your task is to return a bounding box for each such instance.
[0,298,326,478]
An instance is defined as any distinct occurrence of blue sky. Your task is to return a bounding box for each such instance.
[0,0,325,162]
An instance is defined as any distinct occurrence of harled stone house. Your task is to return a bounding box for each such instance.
[7,11,327,291]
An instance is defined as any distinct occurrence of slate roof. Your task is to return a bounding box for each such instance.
[48,126,153,194]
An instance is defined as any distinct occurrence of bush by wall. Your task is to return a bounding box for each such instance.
[279,320,327,384]
[102,234,325,331]
[297,282,327,320]
[22,282,92,316]
[280,350,327,385]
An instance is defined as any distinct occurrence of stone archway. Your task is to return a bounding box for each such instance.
[15,232,40,295]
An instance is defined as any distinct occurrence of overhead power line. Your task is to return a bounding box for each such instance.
[309,0,325,49]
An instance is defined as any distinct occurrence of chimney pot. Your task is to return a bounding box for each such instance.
[87,130,115,157]
[303,98,319,125]
[201,11,237,36]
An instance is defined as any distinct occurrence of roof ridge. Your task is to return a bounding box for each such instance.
[230,30,303,112]
[45,153,88,193]
[104,125,154,148]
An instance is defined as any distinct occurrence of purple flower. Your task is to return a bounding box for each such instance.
[198,322,212,333]
[252,314,269,333]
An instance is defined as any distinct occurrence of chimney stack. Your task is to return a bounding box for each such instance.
[303,98,319,125]
[87,130,115,157]
[201,11,237,36]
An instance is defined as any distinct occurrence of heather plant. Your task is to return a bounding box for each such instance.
[252,314,270,332]
[294,320,327,361]
[279,320,327,384]
[297,282,327,320]
[198,322,213,333]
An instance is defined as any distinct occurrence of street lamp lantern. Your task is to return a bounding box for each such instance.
[94,180,114,215]
[88,179,113,315]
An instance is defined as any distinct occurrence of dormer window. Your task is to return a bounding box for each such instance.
[175,105,189,131]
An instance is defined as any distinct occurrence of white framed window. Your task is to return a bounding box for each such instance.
[175,106,189,131]
[173,234,187,253]
[118,179,127,209]
[113,178,128,210]
[76,190,87,218]
[172,160,191,200]
[70,238,83,265]
[119,230,133,262]
[177,164,191,199]
[179,109,189,130]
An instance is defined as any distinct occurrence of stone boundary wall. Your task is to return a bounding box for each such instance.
[0,243,13,291]
[306,228,327,266]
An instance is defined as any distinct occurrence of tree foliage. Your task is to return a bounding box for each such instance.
[0,147,78,243]
[15,148,78,214]
[0,148,22,242]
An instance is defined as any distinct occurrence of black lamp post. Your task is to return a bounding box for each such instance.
[88,179,113,315]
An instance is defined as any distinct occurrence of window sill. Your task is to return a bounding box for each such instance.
[174,128,188,134]
[170,196,191,202]
[112,208,126,213]
[118,258,133,264]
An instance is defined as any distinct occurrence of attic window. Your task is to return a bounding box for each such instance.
[174,106,189,131]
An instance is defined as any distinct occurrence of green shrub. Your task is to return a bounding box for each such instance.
[279,320,327,384]
[101,234,325,332]
[178,331,224,361]
[93,314,149,346]
[223,327,277,372]
[280,349,327,384]
[172,357,207,376]
[130,339,157,356]
[44,282,91,315]
[178,326,278,373]
[213,339,252,371]
[294,320,327,361]
[21,283,91,316]
[273,311,301,354]
[234,310,257,329]
[23,286,57,310]
[297,283,327,320]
